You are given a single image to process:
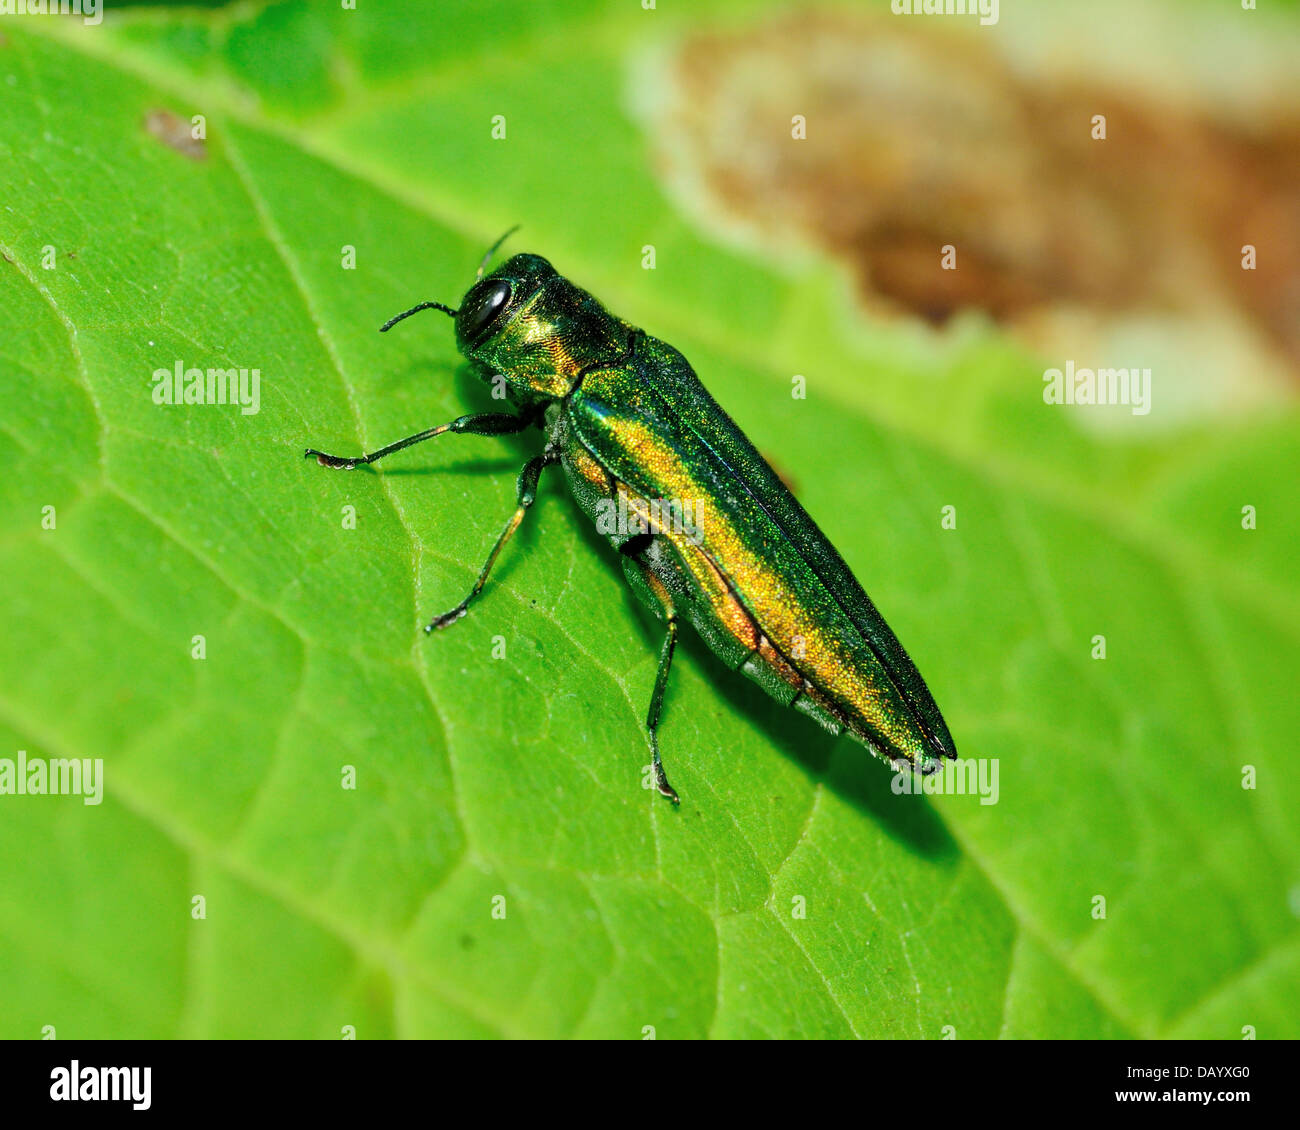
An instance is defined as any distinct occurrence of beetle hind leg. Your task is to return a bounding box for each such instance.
[622,552,683,805]
[646,617,681,805]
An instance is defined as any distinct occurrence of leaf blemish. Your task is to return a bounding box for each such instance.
[636,11,1300,416]
[143,109,207,161]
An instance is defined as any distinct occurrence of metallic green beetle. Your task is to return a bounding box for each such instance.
[306,240,957,803]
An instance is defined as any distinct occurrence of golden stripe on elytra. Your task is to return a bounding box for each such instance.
[603,420,916,751]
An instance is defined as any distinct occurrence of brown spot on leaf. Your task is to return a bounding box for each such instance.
[143,109,207,161]
[638,11,1300,414]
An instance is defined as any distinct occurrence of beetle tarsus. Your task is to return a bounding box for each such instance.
[654,761,681,805]
[304,447,363,469]
[425,606,468,632]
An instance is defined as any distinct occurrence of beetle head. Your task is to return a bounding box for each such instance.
[380,247,631,403]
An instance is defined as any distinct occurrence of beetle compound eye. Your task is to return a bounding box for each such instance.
[463,280,512,341]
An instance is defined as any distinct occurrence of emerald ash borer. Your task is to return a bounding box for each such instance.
[305,234,957,803]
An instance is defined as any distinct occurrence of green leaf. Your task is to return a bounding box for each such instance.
[0,2,1296,1039]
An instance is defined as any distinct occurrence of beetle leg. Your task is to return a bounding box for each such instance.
[626,555,682,804]
[425,448,560,631]
[646,615,682,805]
[305,411,535,470]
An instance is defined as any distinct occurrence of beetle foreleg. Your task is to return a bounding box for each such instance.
[305,411,534,470]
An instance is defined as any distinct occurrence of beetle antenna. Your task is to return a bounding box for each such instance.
[379,301,459,333]
[476,224,521,279]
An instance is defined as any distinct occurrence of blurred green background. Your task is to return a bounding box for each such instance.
[0,0,1297,1039]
